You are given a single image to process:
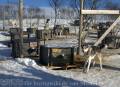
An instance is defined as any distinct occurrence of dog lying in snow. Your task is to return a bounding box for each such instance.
[83,44,107,73]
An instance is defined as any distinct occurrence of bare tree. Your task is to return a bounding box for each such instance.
[28,7,35,27]
[69,0,100,28]
[49,0,63,26]
[59,7,75,19]
[68,0,100,54]
[69,0,80,18]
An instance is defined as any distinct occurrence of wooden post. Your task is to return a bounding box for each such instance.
[82,10,120,15]
[94,16,120,46]
[3,6,5,31]
[19,0,24,57]
[77,0,84,55]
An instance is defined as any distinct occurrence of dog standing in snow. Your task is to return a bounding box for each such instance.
[83,44,107,73]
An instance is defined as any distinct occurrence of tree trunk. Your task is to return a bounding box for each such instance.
[19,0,24,57]
[54,8,57,26]
[77,0,84,55]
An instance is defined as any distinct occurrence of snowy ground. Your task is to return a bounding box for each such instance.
[0,32,10,41]
[0,31,119,87]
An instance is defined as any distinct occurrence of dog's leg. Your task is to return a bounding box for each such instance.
[98,53,102,70]
[83,59,88,72]
[92,60,96,67]
[86,57,92,73]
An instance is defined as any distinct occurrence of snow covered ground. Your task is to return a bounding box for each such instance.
[0,32,10,41]
[0,31,119,87]
[0,43,12,59]
[0,59,99,87]
[0,31,11,59]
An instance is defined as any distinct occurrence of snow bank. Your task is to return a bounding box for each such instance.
[0,43,12,59]
[16,58,37,66]
[0,59,43,80]
[15,58,47,71]
[0,34,10,41]
[0,32,10,36]
[0,43,7,47]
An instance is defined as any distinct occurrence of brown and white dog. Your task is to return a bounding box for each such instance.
[83,44,107,73]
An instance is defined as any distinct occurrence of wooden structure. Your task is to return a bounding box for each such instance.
[10,28,37,58]
[78,0,120,50]
[94,16,120,46]
[96,22,120,48]
[11,38,37,58]
[40,45,75,67]
[82,10,120,15]
[36,29,53,40]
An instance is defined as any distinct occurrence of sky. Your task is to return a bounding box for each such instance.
[24,0,50,7]
[0,0,120,8]
[0,0,50,7]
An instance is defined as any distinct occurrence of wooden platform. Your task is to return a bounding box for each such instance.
[47,64,78,70]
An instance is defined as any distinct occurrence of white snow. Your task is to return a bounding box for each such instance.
[15,58,47,71]
[16,58,37,67]
[0,47,12,59]
[0,32,11,60]
[0,43,7,47]
[0,32,10,41]
[104,54,120,68]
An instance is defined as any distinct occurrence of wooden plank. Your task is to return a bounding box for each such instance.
[94,16,120,46]
[82,10,120,15]
[48,65,77,70]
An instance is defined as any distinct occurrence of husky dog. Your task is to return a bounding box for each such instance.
[83,44,107,73]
